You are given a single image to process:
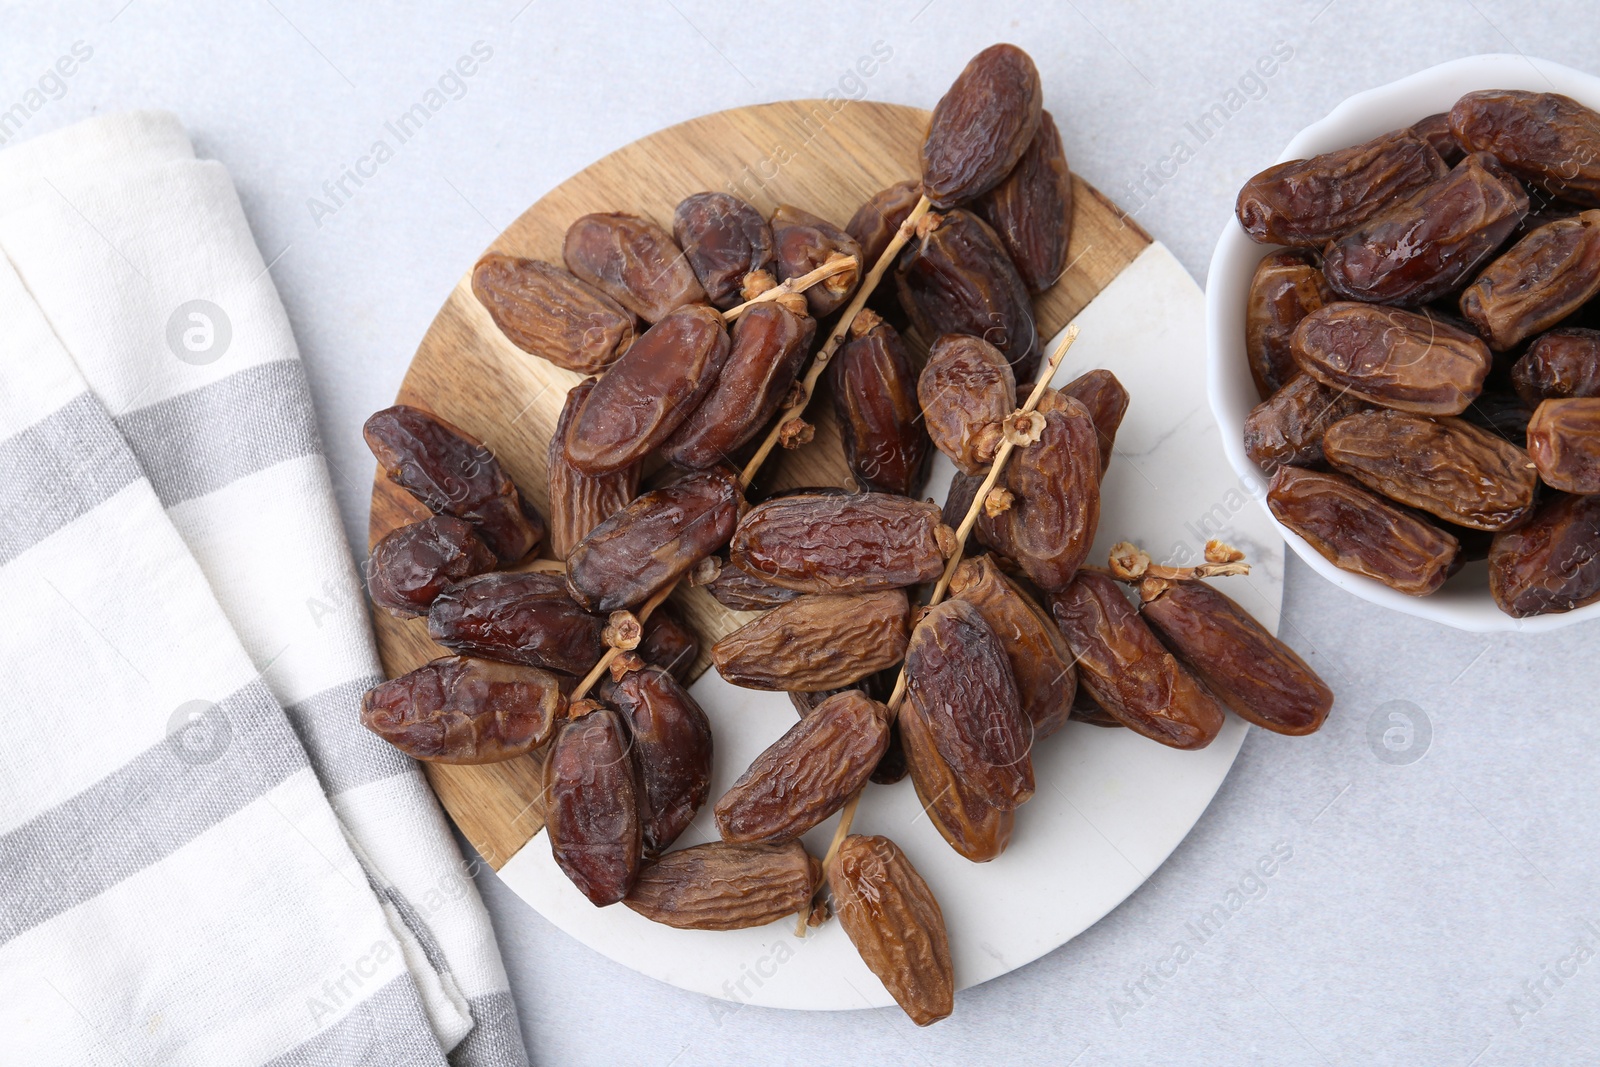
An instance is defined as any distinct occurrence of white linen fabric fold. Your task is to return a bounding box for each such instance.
[0,111,528,1067]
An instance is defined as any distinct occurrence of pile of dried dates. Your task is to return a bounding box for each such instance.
[358,43,1333,1026]
[1236,89,1600,617]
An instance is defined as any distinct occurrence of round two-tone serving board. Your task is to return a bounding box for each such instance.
[368,99,1280,1010]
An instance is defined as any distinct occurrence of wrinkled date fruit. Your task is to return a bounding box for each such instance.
[1049,571,1225,750]
[624,841,820,930]
[547,378,640,558]
[1291,303,1491,415]
[975,109,1072,292]
[729,492,954,594]
[1412,112,1466,165]
[543,704,643,906]
[711,589,910,691]
[949,554,1076,739]
[1461,391,1535,447]
[360,656,564,764]
[898,680,1015,862]
[897,208,1041,382]
[563,304,730,475]
[1450,90,1600,208]
[1461,211,1600,350]
[662,302,814,470]
[470,254,636,373]
[918,333,1016,475]
[1243,374,1369,469]
[427,572,606,676]
[364,405,544,562]
[1139,579,1333,736]
[1489,493,1600,616]
[1245,250,1334,400]
[1267,466,1460,595]
[978,390,1101,591]
[714,690,890,844]
[702,556,803,611]
[789,670,906,785]
[921,42,1042,208]
[367,516,496,618]
[1323,408,1538,530]
[1323,152,1528,306]
[828,835,954,1027]
[562,211,705,323]
[638,603,699,683]
[1235,129,1448,245]
[770,204,862,317]
[610,664,713,854]
[1527,398,1600,493]
[566,468,743,613]
[1512,328,1600,406]
[941,470,985,531]
[1061,368,1130,478]
[673,192,774,309]
[828,314,930,497]
[903,600,1034,810]
[847,180,923,273]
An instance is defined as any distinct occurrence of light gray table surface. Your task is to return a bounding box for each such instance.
[7,2,1598,1063]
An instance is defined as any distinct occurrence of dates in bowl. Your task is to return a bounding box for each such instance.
[1206,53,1600,632]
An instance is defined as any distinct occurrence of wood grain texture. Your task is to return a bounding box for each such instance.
[367,99,1150,869]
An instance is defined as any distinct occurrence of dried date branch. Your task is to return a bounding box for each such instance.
[1105,540,1251,584]
[720,255,859,322]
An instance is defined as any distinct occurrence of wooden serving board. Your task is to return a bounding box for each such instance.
[367,99,1150,870]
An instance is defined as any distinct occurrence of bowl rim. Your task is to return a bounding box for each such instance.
[1205,52,1600,634]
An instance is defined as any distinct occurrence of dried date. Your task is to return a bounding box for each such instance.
[672,192,774,310]
[543,704,643,906]
[770,204,862,317]
[898,690,1014,862]
[624,841,820,930]
[1290,302,1491,415]
[1512,328,1600,406]
[921,42,1043,208]
[974,109,1072,291]
[1449,90,1600,208]
[918,333,1016,474]
[1488,492,1600,616]
[1527,398,1600,493]
[1060,369,1130,479]
[1461,210,1600,350]
[847,180,923,272]
[367,516,496,618]
[949,554,1076,739]
[427,571,606,676]
[711,589,910,691]
[547,378,640,558]
[828,313,930,496]
[1245,250,1333,400]
[1412,112,1466,165]
[360,656,564,764]
[563,211,705,323]
[1243,374,1368,469]
[637,603,698,683]
[364,405,544,562]
[609,664,713,854]
[729,492,954,594]
[470,254,636,373]
[1267,466,1461,595]
[700,555,803,611]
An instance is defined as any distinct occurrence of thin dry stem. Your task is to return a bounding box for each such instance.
[722,255,859,323]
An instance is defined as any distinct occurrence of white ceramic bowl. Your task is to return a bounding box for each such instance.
[1206,53,1600,634]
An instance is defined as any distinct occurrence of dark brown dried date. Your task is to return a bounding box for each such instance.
[1243,374,1369,470]
[828,835,954,1027]
[711,589,910,691]
[566,468,743,612]
[1267,466,1461,596]
[427,571,605,676]
[789,669,906,785]
[470,254,636,373]
[367,516,496,618]
[1461,391,1535,447]
[547,378,640,558]
[898,687,1014,862]
[729,492,954,594]
[637,603,698,683]
[364,405,544,562]
[903,600,1033,810]
[1060,368,1130,479]
[1322,409,1538,531]
[1412,112,1466,166]
[977,389,1100,591]
[770,204,862,317]
[974,109,1072,292]
[1450,90,1600,208]
[828,314,930,496]
[661,302,814,470]
[847,180,923,273]
[544,704,643,906]
[1527,398,1600,493]
[1139,579,1333,736]
[1049,571,1225,750]
[896,208,1041,382]
[360,656,564,764]
[563,304,730,475]
[1512,328,1600,406]
[623,841,819,930]
[1322,152,1529,306]
[700,555,803,611]
[1291,303,1491,415]
[1235,128,1448,245]
[714,690,890,844]
[562,212,705,323]
[609,664,713,854]
[921,42,1042,208]
[918,333,1016,474]
[1245,250,1333,400]
[672,192,774,310]
[1460,210,1600,350]
[1489,493,1600,617]
[950,554,1076,740]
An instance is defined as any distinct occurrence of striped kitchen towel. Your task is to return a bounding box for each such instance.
[0,111,526,1066]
